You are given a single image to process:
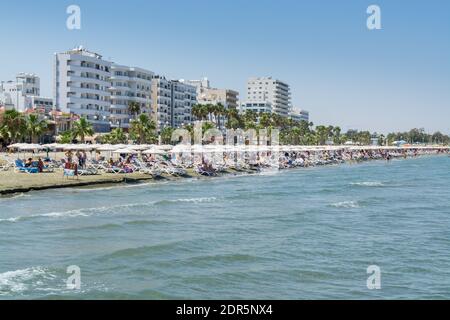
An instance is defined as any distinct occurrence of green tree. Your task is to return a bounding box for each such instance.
[103,128,128,144]
[130,114,157,144]
[72,118,94,143]
[315,125,329,145]
[25,114,48,143]
[60,130,74,144]
[0,110,26,143]
[160,126,175,144]
[128,101,141,120]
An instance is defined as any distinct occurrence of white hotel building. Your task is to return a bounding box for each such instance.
[0,73,41,112]
[54,47,112,132]
[54,47,198,132]
[151,76,196,130]
[242,77,292,117]
[109,65,154,129]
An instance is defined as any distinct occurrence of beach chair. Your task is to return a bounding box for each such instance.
[14,160,38,174]
[63,168,78,179]
[105,166,127,174]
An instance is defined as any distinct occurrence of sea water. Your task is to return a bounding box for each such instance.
[0,155,449,299]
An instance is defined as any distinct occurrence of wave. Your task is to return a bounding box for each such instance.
[0,266,55,295]
[0,193,30,201]
[330,201,361,208]
[99,242,183,261]
[351,181,385,187]
[0,266,109,297]
[162,197,217,204]
[0,197,219,224]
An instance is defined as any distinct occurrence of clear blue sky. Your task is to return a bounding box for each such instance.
[1,0,449,134]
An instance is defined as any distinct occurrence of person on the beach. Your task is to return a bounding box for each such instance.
[25,158,33,167]
[37,158,44,173]
[81,151,87,168]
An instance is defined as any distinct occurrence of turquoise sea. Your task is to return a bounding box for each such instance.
[0,155,449,299]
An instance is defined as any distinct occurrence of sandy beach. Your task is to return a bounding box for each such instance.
[1,146,447,195]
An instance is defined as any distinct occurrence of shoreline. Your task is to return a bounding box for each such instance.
[0,167,254,196]
[1,152,447,196]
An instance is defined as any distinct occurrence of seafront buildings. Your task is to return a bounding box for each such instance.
[181,77,239,110]
[151,76,197,129]
[0,73,45,112]
[180,78,239,128]
[54,46,197,132]
[109,65,154,129]
[289,108,310,122]
[243,77,292,117]
[54,47,112,132]
[1,47,311,135]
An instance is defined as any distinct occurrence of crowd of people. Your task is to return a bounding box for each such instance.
[2,145,448,177]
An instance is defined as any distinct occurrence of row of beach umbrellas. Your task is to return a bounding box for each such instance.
[7,143,447,154]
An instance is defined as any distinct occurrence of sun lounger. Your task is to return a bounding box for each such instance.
[63,168,78,179]
[14,160,39,174]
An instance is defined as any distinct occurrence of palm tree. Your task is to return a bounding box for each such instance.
[215,103,226,128]
[128,101,141,119]
[191,104,204,121]
[242,110,257,130]
[109,128,128,144]
[25,114,48,143]
[0,110,26,143]
[259,112,272,128]
[60,130,74,144]
[315,125,328,145]
[160,126,175,144]
[72,118,94,143]
[332,126,341,145]
[130,113,157,144]
[225,108,241,129]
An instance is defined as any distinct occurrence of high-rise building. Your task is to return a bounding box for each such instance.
[54,46,112,132]
[54,46,158,132]
[181,77,239,109]
[151,76,197,130]
[0,73,41,112]
[109,65,154,129]
[243,77,291,116]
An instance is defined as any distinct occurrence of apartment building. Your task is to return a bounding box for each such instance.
[109,65,154,129]
[151,76,197,130]
[29,97,54,114]
[54,46,112,132]
[244,77,291,116]
[0,73,41,112]
[181,77,239,109]
[289,108,310,122]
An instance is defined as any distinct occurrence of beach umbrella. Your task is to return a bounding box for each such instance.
[16,144,42,151]
[171,144,192,153]
[7,143,24,149]
[157,145,173,151]
[112,148,138,154]
[142,148,168,155]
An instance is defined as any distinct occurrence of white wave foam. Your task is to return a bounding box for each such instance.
[66,182,156,193]
[0,193,29,201]
[171,197,217,203]
[351,181,385,187]
[0,267,53,295]
[330,201,361,208]
[0,197,218,224]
